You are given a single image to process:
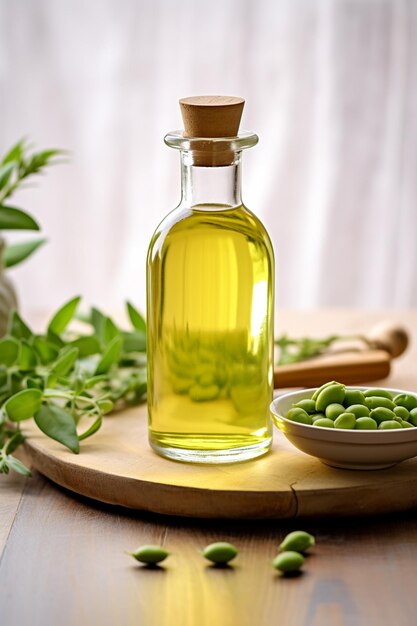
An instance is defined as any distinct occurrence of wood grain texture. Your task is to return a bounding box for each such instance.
[2,471,417,626]
[22,403,417,519]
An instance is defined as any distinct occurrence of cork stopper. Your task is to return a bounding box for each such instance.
[179,96,245,166]
[180,96,245,138]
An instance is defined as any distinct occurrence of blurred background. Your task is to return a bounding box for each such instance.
[0,0,416,315]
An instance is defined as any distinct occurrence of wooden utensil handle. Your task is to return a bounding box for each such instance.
[274,350,391,389]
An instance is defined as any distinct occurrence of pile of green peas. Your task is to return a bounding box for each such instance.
[285,381,417,430]
[129,530,316,575]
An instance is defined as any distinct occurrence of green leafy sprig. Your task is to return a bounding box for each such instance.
[275,334,365,366]
[0,297,147,476]
[0,139,64,268]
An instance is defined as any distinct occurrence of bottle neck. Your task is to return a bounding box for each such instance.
[180,152,242,209]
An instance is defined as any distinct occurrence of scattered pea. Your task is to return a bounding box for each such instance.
[334,412,356,429]
[286,408,313,425]
[346,404,370,418]
[315,383,346,412]
[370,407,396,424]
[272,551,305,574]
[365,397,396,411]
[314,418,335,428]
[203,542,238,565]
[279,531,315,553]
[130,545,169,565]
[379,420,403,430]
[344,389,367,406]
[325,403,346,421]
[393,406,410,421]
[395,394,417,411]
[363,389,393,399]
[294,399,316,414]
[355,417,378,430]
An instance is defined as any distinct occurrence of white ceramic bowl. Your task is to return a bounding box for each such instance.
[270,386,417,470]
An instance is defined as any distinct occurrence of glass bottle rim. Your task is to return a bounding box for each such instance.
[164,130,258,152]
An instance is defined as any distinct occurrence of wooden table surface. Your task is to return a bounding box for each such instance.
[1,310,417,626]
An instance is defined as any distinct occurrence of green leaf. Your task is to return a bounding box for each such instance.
[46,329,65,349]
[0,162,14,189]
[2,139,25,165]
[0,206,39,230]
[95,336,122,375]
[68,335,101,358]
[25,149,64,174]
[47,296,81,335]
[4,238,46,268]
[0,337,21,366]
[34,404,79,453]
[103,317,120,344]
[122,331,146,353]
[27,376,44,390]
[5,430,25,454]
[20,340,38,371]
[33,336,59,364]
[50,347,79,377]
[78,416,102,441]
[5,456,32,477]
[8,310,33,340]
[5,388,43,422]
[84,374,108,389]
[127,302,146,333]
[91,307,107,337]
[97,399,113,414]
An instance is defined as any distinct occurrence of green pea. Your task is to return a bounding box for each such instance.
[272,551,304,574]
[203,542,238,564]
[363,389,393,400]
[279,531,315,553]
[172,376,194,394]
[408,408,417,427]
[189,384,219,402]
[198,372,216,386]
[379,420,402,430]
[370,407,396,424]
[355,417,378,430]
[130,545,169,565]
[394,406,410,421]
[365,397,396,411]
[285,408,313,425]
[315,383,346,412]
[311,413,326,422]
[334,412,356,429]
[325,403,346,420]
[294,399,316,414]
[401,420,414,428]
[394,394,417,411]
[312,381,339,401]
[346,404,370,418]
[314,418,335,428]
[343,389,367,407]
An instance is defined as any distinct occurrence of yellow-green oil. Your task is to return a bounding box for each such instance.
[146,204,274,462]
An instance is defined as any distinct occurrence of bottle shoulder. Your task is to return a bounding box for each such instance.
[148,204,274,258]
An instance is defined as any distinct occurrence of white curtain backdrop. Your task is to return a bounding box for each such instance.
[0,0,416,316]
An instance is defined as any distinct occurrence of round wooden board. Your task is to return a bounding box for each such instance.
[23,404,417,519]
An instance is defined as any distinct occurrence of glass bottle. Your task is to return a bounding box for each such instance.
[146,96,275,463]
